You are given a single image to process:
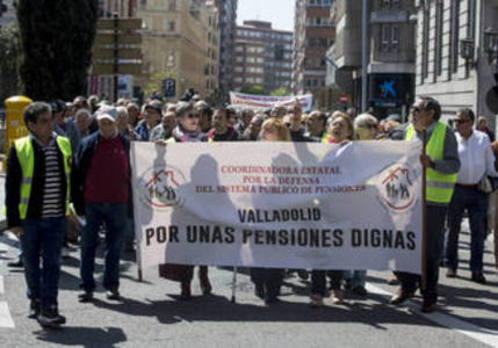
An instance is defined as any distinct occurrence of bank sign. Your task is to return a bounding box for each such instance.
[370,74,414,108]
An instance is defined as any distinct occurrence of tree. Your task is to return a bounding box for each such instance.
[240,85,265,95]
[0,22,21,104]
[144,69,176,100]
[17,1,98,100]
[270,87,290,96]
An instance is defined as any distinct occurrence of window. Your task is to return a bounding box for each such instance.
[381,24,391,52]
[450,0,460,74]
[435,0,443,77]
[391,25,399,51]
[168,0,176,10]
[422,5,430,80]
[167,20,175,31]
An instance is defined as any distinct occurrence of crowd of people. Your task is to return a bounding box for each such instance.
[4,90,498,328]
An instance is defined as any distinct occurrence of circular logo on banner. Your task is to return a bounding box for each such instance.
[377,165,418,213]
[138,166,186,210]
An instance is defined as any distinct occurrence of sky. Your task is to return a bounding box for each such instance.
[237,0,295,32]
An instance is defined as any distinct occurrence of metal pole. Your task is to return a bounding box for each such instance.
[113,13,119,102]
[362,0,368,113]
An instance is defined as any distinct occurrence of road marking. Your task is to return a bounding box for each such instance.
[366,283,498,348]
[0,302,15,328]
[0,276,4,294]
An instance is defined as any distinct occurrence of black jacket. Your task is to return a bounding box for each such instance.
[72,132,132,216]
[5,137,71,228]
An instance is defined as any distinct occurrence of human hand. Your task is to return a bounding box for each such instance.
[420,154,434,168]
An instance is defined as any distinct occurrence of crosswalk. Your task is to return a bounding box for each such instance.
[0,236,15,328]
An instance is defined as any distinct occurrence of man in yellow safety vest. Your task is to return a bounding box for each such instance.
[390,96,460,313]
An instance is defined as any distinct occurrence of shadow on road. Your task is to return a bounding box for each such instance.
[34,326,127,347]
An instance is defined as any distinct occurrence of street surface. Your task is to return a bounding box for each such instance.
[0,205,497,347]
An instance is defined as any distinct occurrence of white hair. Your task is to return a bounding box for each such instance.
[354,113,378,129]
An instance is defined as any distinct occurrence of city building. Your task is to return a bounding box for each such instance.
[329,0,416,118]
[98,0,137,17]
[234,20,293,94]
[215,0,238,104]
[137,0,218,100]
[293,0,337,109]
[414,0,498,127]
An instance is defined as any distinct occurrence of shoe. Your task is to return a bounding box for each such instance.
[421,301,437,313]
[61,246,70,259]
[28,300,41,319]
[254,284,265,299]
[78,290,93,303]
[8,259,23,268]
[330,289,344,304]
[309,294,324,307]
[471,271,486,284]
[387,275,399,285]
[106,289,121,301]
[390,287,414,305]
[297,269,309,281]
[264,295,281,305]
[446,269,457,278]
[180,282,191,300]
[352,286,367,296]
[37,307,66,327]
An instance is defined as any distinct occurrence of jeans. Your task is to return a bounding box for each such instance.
[21,217,65,309]
[395,205,447,305]
[80,202,127,292]
[344,270,367,288]
[446,186,488,272]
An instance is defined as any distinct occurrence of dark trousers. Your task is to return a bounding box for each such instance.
[446,186,488,272]
[311,270,343,296]
[80,202,127,292]
[395,205,447,305]
[21,217,65,309]
[250,268,283,299]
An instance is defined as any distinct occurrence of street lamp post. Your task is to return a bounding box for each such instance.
[361,0,368,113]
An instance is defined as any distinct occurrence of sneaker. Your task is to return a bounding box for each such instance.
[446,269,457,278]
[28,300,41,319]
[309,294,324,307]
[37,307,66,327]
[106,289,121,301]
[330,289,344,304]
[78,290,93,303]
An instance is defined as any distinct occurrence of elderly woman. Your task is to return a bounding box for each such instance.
[326,111,354,143]
[158,101,210,300]
[250,118,290,305]
[354,113,378,141]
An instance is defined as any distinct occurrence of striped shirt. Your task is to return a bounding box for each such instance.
[39,138,64,218]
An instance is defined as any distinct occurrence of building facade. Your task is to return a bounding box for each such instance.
[414,0,498,127]
[215,0,238,104]
[137,0,218,100]
[293,0,337,109]
[99,0,137,17]
[330,0,416,118]
[233,21,293,94]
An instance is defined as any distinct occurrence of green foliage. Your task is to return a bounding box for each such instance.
[240,85,265,95]
[0,22,21,104]
[17,0,98,100]
[270,87,290,96]
[144,69,176,99]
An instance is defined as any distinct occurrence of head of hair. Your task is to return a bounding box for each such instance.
[23,102,52,126]
[418,96,442,121]
[261,118,291,141]
[175,101,194,118]
[458,108,475,122]
[354,113,378,129]
[328,111,354,140]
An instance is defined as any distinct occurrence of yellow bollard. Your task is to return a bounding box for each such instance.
[2,96,33,172]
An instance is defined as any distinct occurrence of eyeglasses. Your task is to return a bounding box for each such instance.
[187,113,200,119]
[455,118,472,124]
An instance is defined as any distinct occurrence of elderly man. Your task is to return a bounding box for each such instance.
[5,102,72,327]
[135,100,162,141]
[445,109,497,283]
[390,96,460,313]
[73,106,131,302]
[150,111,176,141]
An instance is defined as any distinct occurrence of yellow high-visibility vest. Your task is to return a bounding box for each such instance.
[15,136,72,219]
[405,122,457,204]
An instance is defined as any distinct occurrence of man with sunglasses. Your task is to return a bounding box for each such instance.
[445,109,497,284]
[390,96,460,313]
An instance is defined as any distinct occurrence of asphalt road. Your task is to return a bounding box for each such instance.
[0,218,497,347]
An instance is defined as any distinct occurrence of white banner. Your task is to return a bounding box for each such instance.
[131,141,423,274]
[229,92,313,112]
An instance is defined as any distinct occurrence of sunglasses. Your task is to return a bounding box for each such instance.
[187,113,200,119]
[455,118,472,124]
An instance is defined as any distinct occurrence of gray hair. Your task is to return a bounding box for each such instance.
[175,101,193,118]
[354,113,378,129]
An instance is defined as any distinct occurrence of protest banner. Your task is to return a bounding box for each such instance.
[131,141,423,274]
[229,92,313,111]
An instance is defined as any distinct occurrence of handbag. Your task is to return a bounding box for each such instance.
[477,175,497,194]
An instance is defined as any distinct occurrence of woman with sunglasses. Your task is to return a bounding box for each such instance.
[158,101,212,300]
